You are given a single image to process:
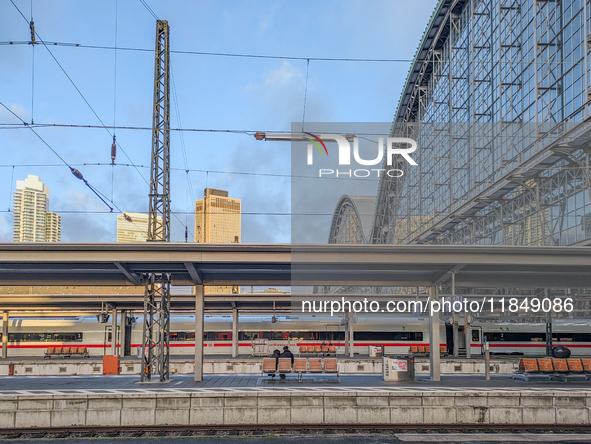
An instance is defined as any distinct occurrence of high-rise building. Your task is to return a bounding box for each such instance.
[195,188,241,244]
[195,188,241,294]
[13,175,60,242]
[116,212,161,243]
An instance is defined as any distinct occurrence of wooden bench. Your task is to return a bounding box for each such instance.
[44,346,90,359]
[298,345,337,357]
[411,345,433,356]
[262,357,339,381]
[513,357,591,382]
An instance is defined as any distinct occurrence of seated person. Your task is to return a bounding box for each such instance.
[279,346,294,379]
[269,349,281,378]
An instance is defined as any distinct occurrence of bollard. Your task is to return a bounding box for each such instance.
[408,355,415,381]
[8,363,14,376]
[485,341,490,381]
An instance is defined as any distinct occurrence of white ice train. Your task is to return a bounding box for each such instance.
[0,314,590,357]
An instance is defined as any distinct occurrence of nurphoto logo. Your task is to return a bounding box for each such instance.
[305,133,418,178]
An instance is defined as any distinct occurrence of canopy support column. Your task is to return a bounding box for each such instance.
[195,284,204,382]
[232,308,239,358]
[111,308,118,355]
[348,310,354,358]
[429,286,440,381]
[1,311,7,359]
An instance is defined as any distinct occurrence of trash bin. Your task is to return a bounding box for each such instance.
[382,355,414,381]
[552,346,571,358]
[103,355,121,375]
[369,346,384,358]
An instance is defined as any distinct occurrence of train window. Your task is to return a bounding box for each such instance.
[415,332,422,341]
[484,332,546,342]
[353,332,421,341]
[8,332,83,342]
[472,330,480,342]
[240,332,262,340]
[215,332,232,341]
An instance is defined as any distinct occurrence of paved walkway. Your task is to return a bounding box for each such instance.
[0,373,590,396]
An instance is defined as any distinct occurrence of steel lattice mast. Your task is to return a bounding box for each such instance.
[148,20,170,242]
[141,20,171,382]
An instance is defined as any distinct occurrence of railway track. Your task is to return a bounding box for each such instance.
[1,424,591,439]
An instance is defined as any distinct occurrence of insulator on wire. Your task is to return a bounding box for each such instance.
[123,213,133,223]
[111,135,117,165]
[185,226,188,242]
[29,21,37,45]
[70,168,84,181]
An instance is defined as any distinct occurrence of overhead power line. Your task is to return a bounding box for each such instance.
[8,0,149,187]
[0,100,114,212]
[0,40,416,63]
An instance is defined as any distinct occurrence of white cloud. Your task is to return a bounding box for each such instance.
[265,61,300,86]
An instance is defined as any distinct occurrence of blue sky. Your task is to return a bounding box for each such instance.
[0,0,437,243]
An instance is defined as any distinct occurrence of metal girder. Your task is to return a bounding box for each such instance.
[184,262,202,285]
[140,273,171,382]
[114,262,142,286]
[148,20,171,242]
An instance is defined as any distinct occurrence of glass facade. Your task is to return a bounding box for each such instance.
[371,0,591,247]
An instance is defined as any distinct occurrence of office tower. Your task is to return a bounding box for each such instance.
[13,175,60,242]
[195,188,241,243]
[116,212,161,243]
[195,188,241,294]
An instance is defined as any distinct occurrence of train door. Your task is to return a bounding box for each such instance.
[470,326,483,355]
[445,324,453,353]
[103,326,120,355]
[446,325,467,357]
[325,324,341,351]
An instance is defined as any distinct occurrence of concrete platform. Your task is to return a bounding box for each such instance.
[0,355,518,376]
[0,374,590,429]
[1,373,591,394]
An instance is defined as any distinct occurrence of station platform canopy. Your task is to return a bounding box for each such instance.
[0,243,589,289]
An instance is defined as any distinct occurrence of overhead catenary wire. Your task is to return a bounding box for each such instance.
[0,123,587,172]
[9,0,196,238]
[4,39,591,66]
[139,0,158,20]
[111,0,118,201]
[301,59,309,133]
[9,0,149,188]
[0,100,114,212]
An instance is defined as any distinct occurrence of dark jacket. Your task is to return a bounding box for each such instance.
[280,349,294,364]
[270,350,281,370]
